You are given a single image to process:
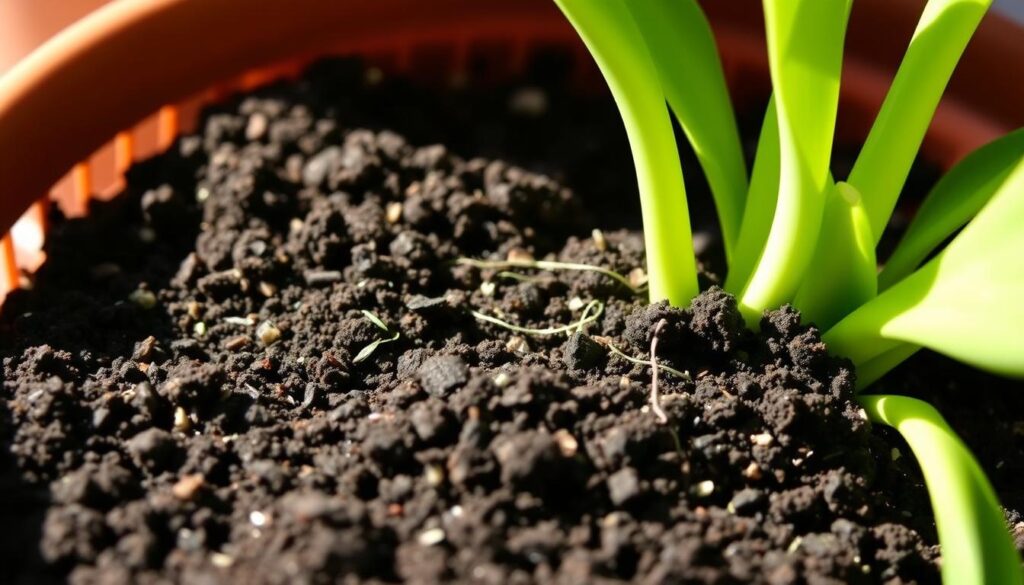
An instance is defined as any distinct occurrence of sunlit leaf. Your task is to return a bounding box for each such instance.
[361,310,390,332]
[826,157,1024,378]
[879,128,1024,290]
[625,0,747,263]
[353,331,400,364]
[553,0,697,306]
[738,0,851,322]
[854,344,920,390]
[861,395,1022,585]
[849,0,993,239]
[793,181,877,330]
[726,98,780,295]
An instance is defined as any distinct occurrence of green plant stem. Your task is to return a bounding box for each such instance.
[738,0,851,323]
[825,157,1024,379]
[879,128,1024,290]
[726,98,780,295]
[792,181,877,330]
[624,0,748,263]
[553,0,697,306]
[848,0,993,240]
[860,395,1022,585]
[821,269,918,372]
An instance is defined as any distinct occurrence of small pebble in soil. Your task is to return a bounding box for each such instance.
[256,321,282,346]
[172,474,204,500]
[416,356,469,396]
[128,288,157,309]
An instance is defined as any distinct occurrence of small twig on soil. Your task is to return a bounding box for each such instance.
[649,319,669,425]
[592,336,692,381]
[470,300,603,337]
[456,258,646,295]
[304,269,343,286]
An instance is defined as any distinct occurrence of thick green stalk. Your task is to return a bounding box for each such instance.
[739,0,851,322]
[822,261,922,371]
[861,395,1022,585]
[554,0,697,306]
[879,128,1024,290]
[625,0,748,263]
[793,181,877,330]
[825,157,1024,379]
[848,0,993,240]
[725,98,779,296]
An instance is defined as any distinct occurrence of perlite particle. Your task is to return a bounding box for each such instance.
[256,321,282,346]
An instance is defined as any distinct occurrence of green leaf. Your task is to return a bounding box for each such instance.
[855,344,920,390]
[725,98,780,295]
[624,0,747,263]
[554,0,697,306]
[793,181,877,330]
[825,156,1024,378]
[848,0,993,240]
[879,128,1024,290]
[738,0,851,322]
[361,310,390,332]
[353,331,400,363]
[860,395,1022,585]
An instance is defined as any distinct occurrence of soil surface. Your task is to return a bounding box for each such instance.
[0,58,956,584]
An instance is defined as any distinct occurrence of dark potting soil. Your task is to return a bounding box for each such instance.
[0,59,949,584]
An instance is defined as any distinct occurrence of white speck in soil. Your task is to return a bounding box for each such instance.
[417,528,446,547]
[249,511,267,527]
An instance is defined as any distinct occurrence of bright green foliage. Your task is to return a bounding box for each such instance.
[825,158,1024,378]
[879,129,1024,290]
[792,182,877,330]
[353,311,399,363]
[624,0,747,262]
[725,99,780,295]
[552,0,697,306]
[849,0,993,238]
[736,0,851,320]
[854,345,921,390]
[361,310,389,332]
[861,395,1023,585]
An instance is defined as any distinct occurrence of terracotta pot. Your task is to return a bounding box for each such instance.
[0,0,1021,294]
[0,0,110,74]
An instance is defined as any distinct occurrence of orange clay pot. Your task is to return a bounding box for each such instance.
[0,0,1021,295]
[0,0,110,74]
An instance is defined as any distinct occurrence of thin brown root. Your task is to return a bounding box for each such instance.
[667,427,685,458]
[592,336,692,381]
[470,300,603,337]
[649,319,669,425]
